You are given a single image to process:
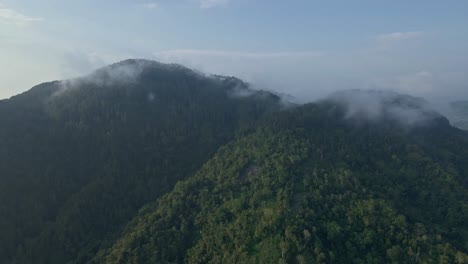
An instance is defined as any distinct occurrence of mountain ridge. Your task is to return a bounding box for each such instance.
[0,60,466,263]
[0,60,284,264]
[93,100,468,263]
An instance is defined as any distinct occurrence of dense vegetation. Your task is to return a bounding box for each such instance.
[92,103,468,264]
[0,59,467,263]
[0,60,282,264]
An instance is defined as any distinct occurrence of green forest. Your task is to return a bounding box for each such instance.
[0,60,466,263]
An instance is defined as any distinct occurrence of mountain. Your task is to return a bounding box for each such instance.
[0,60,467,263]
[449,101,468,130]
[0,59,283,264]
[92,95,468,264]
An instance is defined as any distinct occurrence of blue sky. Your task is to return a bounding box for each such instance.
[1,0,467,101]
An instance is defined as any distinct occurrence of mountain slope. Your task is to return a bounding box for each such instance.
[93,100,468,263]
[1,61,467,263]
[0,59,283,264]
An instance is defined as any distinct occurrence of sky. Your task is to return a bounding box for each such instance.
[1,0,468,102]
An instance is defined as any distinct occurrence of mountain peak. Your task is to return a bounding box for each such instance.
[90,59,196,82]
[107,59,189,71]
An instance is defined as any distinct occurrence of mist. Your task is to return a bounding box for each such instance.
[151,51,468,105]
[55,59,181,96]
[151,40,468,124]
[151,30,468,108]
[50,52,466,128]
[326,90,443,126]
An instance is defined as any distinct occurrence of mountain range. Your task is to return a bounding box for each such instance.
[0,59,466,264]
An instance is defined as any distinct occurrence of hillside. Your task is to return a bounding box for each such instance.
[91,99,468,264]
[0,60,467,263]
[0,59,283,264]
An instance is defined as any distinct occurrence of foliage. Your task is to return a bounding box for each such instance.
[0,60,281,264]
[0,60,467,263]
[94,104,468,263]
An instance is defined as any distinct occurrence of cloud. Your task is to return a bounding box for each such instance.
[143,2,159,9]
[0,5,43,26]
[199,0,229,8]
[327,90,440,126]
[395,71,434,94]
[370,70,468,102]
[60,50,107,78]
[376,31,423,42]
[151,44,468,105]
[369,71,436,95]
[154,49,324,60]
[152,49,326,100]
[56,59,154,96]
[59,49,134,79]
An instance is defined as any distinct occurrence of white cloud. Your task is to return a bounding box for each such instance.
[154,49,324,60]
[152,47,468,103]
[395,71,434,93]
[372,70,468,101]
[376,31,423,42]
[143,2,159,9]
[152,49,327,100]
[0,5,43,26]
[199,0,229,8]
[59,49,135,79]
[60,50,107,78]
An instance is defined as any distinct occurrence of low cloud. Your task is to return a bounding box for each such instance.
[0,4,43,26]
[376,31,423,43]
[56,59,151,96]
[396,71,434,94]
[150,33,468,104]
[153,49,326,99]
[59,49,135,79]
[327,90,441,126]
[154,49,324,60]
[60,50,107,78]
[372,71,468,102]
[384,71,435,94]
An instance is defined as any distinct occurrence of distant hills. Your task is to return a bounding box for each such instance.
[0,60,466,263]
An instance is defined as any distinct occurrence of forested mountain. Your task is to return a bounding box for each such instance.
[92,96,468,264]
[0,60,467,263]
[0,59,283,264]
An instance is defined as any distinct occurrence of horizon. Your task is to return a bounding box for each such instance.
[1,0,468,102]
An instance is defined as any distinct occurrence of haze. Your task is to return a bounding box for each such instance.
[1,0,468,102]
